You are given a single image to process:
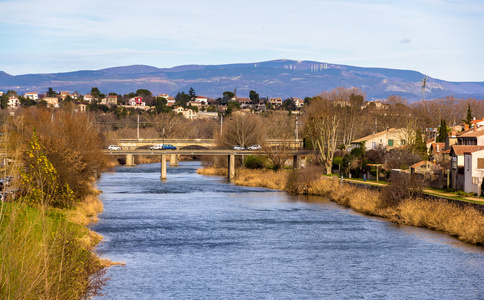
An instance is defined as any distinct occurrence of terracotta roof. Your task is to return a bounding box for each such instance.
[457,127,484,137]
[410,160,439,169]
[451,145,484,155]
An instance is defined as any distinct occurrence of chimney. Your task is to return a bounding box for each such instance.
[465,124,469,131]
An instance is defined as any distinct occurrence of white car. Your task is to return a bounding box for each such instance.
[108,145,122,150]
[233,145,246,150]
[247,144,262,150]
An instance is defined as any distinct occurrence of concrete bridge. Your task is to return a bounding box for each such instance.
[110,139,304,150]
[104,149,309,180]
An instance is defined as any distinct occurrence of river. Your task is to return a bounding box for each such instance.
[93,162,484,299]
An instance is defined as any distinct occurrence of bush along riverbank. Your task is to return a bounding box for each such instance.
[1,107,113,298]
[199,165,484,245]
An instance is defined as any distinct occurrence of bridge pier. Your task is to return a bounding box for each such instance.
[228,154,235,180]
[161,154,167,180]
[293,155,301,169]
[169,154,179,167]
[126,154,136,166]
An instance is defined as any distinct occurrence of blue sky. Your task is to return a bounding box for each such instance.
[0,0,482,81]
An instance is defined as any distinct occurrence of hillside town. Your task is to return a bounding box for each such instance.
[2,86,484,198]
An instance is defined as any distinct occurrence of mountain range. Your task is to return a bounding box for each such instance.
[1,59,484,102]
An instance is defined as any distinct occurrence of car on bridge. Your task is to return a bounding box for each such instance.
[233,145,246,150]
[108,145,122,150]
[247,144,262,150]
[151,144,177,150]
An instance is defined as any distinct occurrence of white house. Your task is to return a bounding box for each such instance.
[463,148,484,196]
[24,92,39,101]
[7,97,20,109]
[194,96,208,104]
[350,128,412,151]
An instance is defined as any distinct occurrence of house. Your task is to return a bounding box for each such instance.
[43,97,59,108]
[7,96,20,109]
[449,145,484,190]
[455,126,484,145]
[83,94,95,103]
[409,161,444,188]
[270,97,282,107]
[105,95,118,106]
[59,91,71,100]
[350,128,411,151]
[236,98,253,109]
[293,98,304,108]
[24,92,39,101]
[463,148,484,196]
[129,96,145,106]
[174,107,197,119]
[194,96,208,104]
[166,97,176,106]
[428,142,445,161]
[73,101,88,113]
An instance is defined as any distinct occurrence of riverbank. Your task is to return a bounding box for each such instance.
[198,167,484,245]
[0,191,108,299]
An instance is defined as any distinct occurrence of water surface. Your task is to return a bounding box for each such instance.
[93,162,484,299]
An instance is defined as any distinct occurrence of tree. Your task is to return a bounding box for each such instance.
[222,91,235,104]
[303,94,339,174]
[153,97,169,114]
[188,87,196,100]
[464,103,473,126]
[217,114,265,148]
[413,129,428,160]
[175,92,190,107]
[436,119,448,142]
[282,98,296,111]
[46,87,57,97]
[1,93,9,109]
[249,90,259,105]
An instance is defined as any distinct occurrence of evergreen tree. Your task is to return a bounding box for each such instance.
[414,129,428,160]
[436,119,448,142]
[465,103,473,126]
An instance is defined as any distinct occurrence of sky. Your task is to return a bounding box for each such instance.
[0,0,483,82]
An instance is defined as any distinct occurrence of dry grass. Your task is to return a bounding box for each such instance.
[233,169,287,190]
[197,167,228,176]
[213,166,484,245]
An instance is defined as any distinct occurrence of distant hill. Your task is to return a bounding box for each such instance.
[1,59,483,102]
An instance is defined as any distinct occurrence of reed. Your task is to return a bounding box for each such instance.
[228,167,484,245]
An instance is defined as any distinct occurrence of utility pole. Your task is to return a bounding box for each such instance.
[295,116,298,149]
[137,114,140,140]
[220,113,223,136]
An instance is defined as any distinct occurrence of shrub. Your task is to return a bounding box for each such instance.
[286,165,324,194]
[244,155,268,169]
[379,172,424,208]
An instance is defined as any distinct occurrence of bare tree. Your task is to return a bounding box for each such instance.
[303,94,339,174]
[328,87,365,148]
[263,112,294,169]
[217,114,265,148]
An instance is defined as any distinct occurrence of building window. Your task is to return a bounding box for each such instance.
[401,139,406,145]
[372,142,376,149]
[388,139,394,146]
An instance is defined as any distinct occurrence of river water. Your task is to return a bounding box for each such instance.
[93,162,484,299]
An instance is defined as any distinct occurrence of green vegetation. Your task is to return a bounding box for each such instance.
[0,106,111,298]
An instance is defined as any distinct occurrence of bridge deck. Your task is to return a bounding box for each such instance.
[104,149,311,156]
